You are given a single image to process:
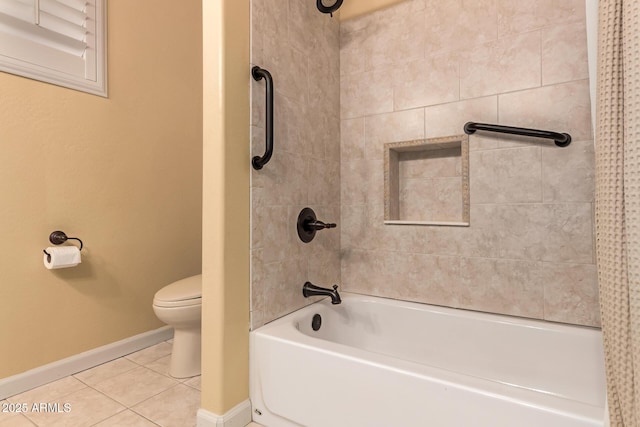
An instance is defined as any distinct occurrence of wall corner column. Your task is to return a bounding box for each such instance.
[201,0,250,416]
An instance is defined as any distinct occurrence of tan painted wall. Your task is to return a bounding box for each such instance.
[338,0,407,20]
[201,0,250,415]
[0,0,203,378]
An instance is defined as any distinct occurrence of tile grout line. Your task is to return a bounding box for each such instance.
[10,341,202,427]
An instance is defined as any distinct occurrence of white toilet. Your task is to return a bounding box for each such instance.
[152,274,202,378]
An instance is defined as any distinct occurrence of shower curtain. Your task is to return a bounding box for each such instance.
[595,0,640,426]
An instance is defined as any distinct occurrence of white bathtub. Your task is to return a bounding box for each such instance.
[250,293,606,427]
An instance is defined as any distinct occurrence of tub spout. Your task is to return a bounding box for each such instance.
[302,282,341,304]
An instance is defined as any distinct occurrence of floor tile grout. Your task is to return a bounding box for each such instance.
[3,340,210,427]
[3,339,257,427]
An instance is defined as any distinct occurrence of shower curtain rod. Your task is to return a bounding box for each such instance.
[463,122,572,147]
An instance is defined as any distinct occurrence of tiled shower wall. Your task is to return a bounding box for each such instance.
[250,0,341,328]
[340,0,599,326]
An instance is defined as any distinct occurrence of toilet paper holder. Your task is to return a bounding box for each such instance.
[43,231,83,262]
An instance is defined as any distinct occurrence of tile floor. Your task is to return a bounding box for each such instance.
[0,340,263,427]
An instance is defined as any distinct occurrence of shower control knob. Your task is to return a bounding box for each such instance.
[296,207,337,243]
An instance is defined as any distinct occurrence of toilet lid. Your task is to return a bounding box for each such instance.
[154,274,202,303]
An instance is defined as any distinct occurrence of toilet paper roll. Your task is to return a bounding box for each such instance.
[43,246,82,269]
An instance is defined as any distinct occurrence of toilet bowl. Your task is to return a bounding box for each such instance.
[152,274,202,378]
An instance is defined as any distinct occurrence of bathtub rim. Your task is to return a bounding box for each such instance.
[250,292,605,426]
[255,292,603,335]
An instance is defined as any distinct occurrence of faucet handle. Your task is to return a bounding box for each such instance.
[306,220,337,230]
[332,284,339,291]
[297,207,337,243]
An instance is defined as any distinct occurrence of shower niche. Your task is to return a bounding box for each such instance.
[384,135,470,226]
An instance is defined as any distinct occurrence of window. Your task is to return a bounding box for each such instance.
[0,0,106,96]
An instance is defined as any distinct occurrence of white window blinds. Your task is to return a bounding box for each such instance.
[0,0,106,96]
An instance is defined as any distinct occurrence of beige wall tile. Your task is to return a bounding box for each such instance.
[254,0,288,42]
[341,249,381,293]
[425,0,498,54]
[460,31,541,99]
[497,0,585,37]
[277,95,307,156]
[251,249,266,329]
[252,0,287,65]
[470,147,542,204]
[263,41,308,105]
[365,221,427,253]
[460,257,544,318]
[400,177,463,222]
[340,29,367,76]
[307,243,341,287]
[251,0,340,327]
[343,250,460,303]
[399,147,461,179]
[341,69,394,119]
[365,109,425,160]
[341,160,369,205]
[262,256,310,321]
[324,117,342,162]
[366,159,385,208]
[469,135,500,151]
[542,21,589,86]
[494,203,594,263]
[540,203,594,263]
[308,52,341,121]
[425,96,498,139]
[341,204,368,250]
[365,12,426,70]
[288,0,326,55]
[258,151,309,206]
[542,262,600,326]
[250,79,266,128]
[333,0,596,326]
[407,224,462,256]
[382,0,427,19]
[498,80,593,142]
[391,253,461,308]
[308,159,340,206]
[308,108,341,162]
[340,10,373,35]
[252,205,288,262]
[250,127,266,190]
[456,204,501,258]
[341,159,384,207]
[341,118,365,160]
[352,0,427,72]
[394,52,459,110]
[542,140,595,203]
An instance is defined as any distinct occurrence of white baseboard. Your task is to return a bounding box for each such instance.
[0,326,173,400]
[197,400,253,427]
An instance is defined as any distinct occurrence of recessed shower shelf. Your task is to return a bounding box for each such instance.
[383,220,470,226]
[384,135,470,227]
